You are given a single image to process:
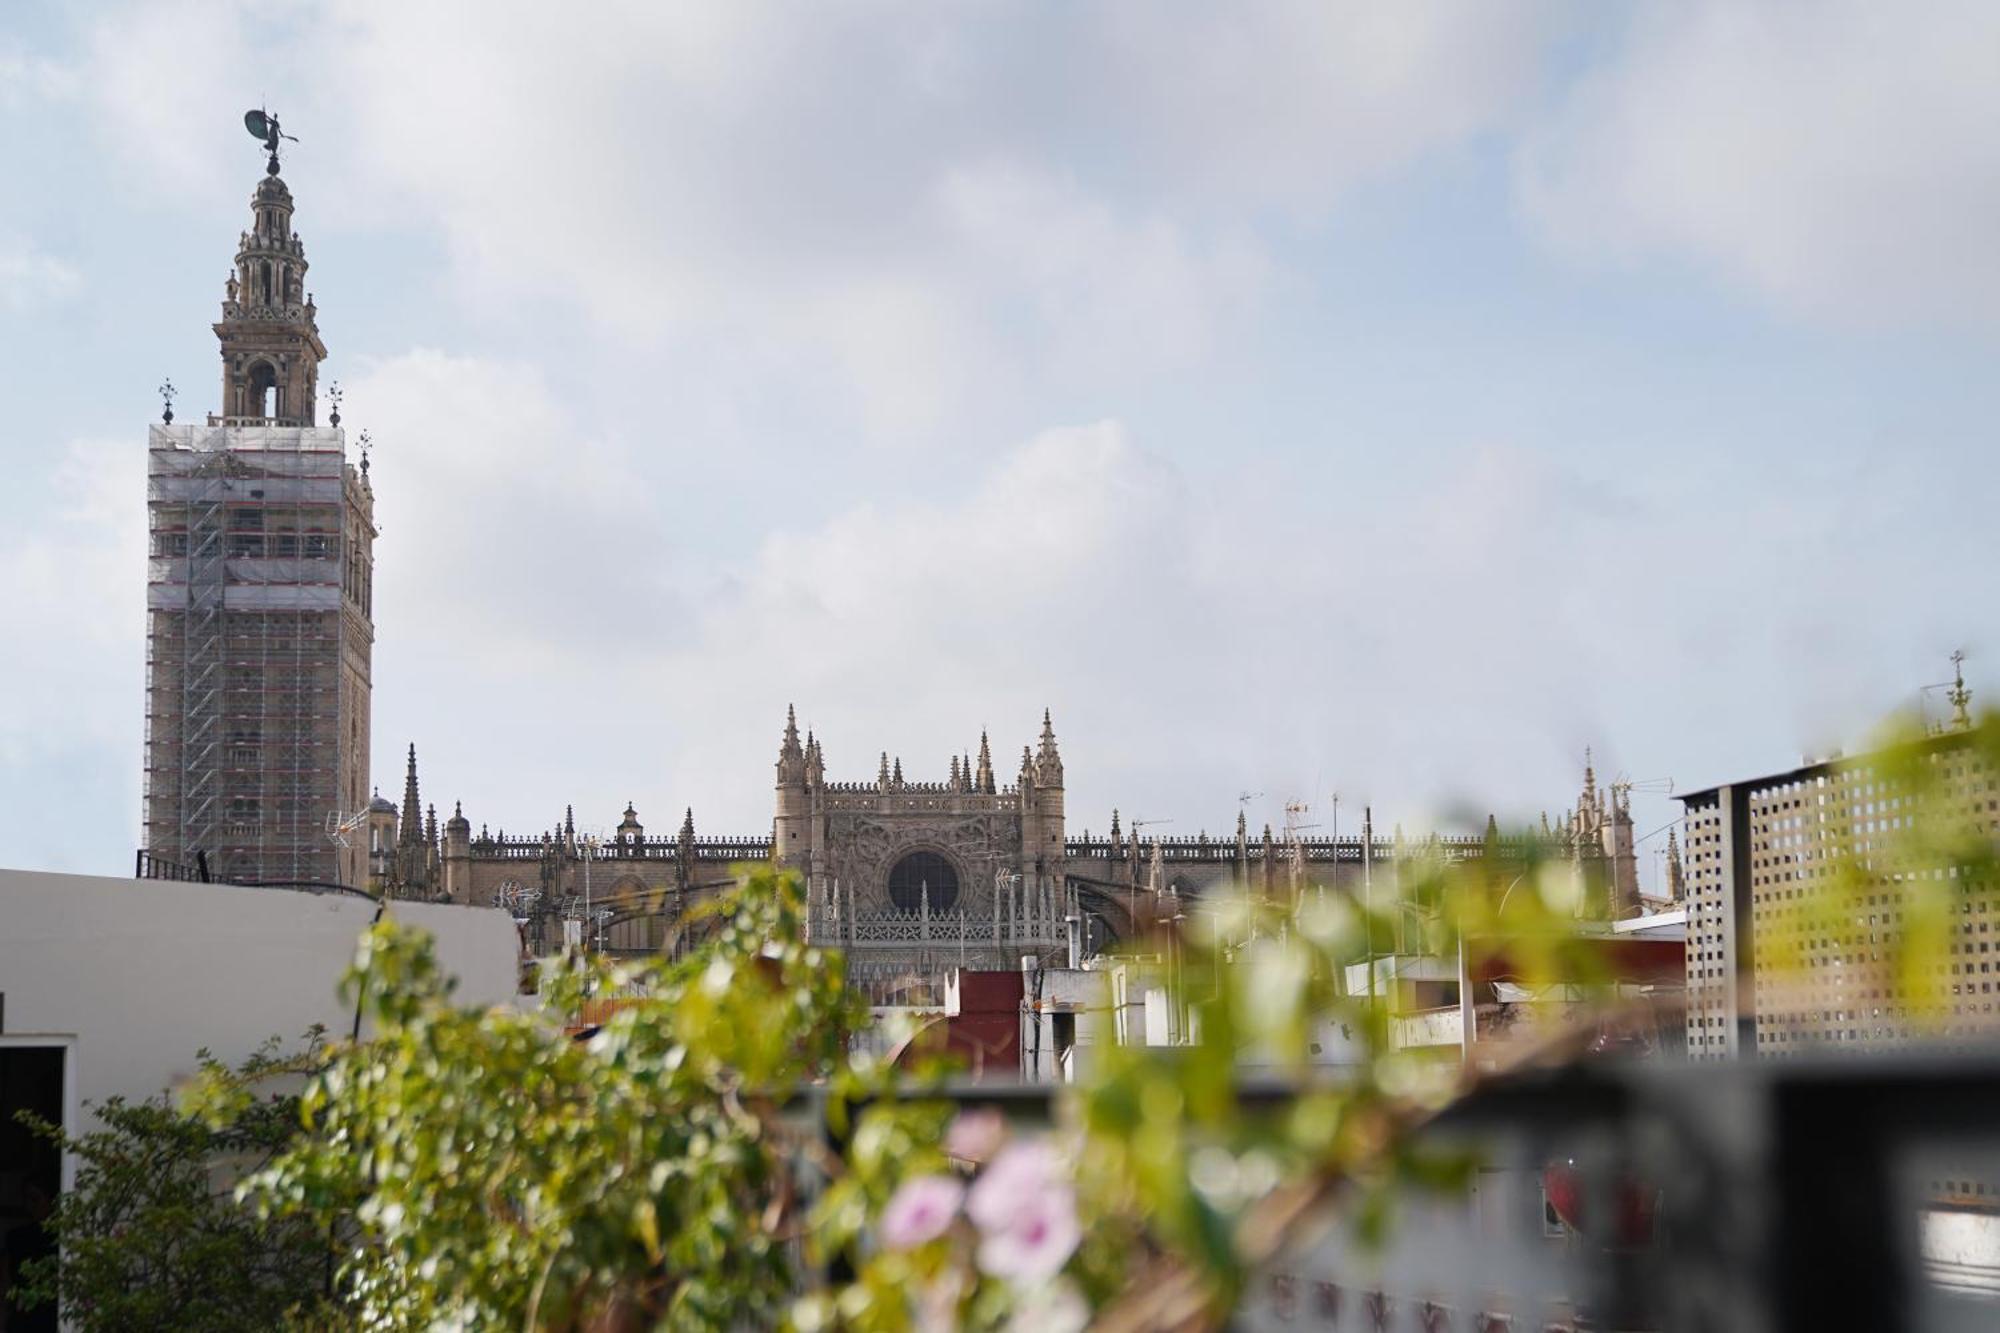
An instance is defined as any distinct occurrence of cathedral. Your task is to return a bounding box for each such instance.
[141,125,1662,1000]
[373,709,1658,1002]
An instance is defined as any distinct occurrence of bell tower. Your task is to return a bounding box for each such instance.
[141,114,375,889]
[213,143,325,425]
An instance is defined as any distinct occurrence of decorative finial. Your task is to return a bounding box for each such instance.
[158,378,175,424]
[357,428,372,476]
[1950,649,1973,730]
[327,380,342,428]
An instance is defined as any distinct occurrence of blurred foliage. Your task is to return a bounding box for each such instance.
[47,713,1984,1330]
[240,870,920,1330]
[232,846,1616,1331]
[10,1035,335,1332]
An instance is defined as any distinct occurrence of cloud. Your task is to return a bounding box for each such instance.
[0,436,144,867]
[0,238,80,310]
[343,349,678,661]
[598,424,1645,839]
[1516,2,2000,327]
[52,0,1564,437]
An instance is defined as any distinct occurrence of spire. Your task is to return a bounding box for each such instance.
[777,705,805,786]
[397,744,422,847]
[1109,808,1123,848]
[215,148,325,424]
[892,756,904,787]
[878,751,892,790]
[976,730,994,793]
[424,803,439,850]
[949,754,962,789]
[805,731,824,786]
[1035,708,1063,786]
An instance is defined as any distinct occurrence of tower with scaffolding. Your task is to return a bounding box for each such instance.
[141,127,375,888]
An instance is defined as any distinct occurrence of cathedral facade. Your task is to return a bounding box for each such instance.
[375,709,1656,1002]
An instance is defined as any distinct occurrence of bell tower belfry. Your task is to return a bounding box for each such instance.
[213,151,325,425]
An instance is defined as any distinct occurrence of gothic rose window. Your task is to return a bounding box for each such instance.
[887,850,959,914]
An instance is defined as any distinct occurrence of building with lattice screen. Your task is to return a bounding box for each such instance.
[141,158,374,888]
[1680,688,1998,1060]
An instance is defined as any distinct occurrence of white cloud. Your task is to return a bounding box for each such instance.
[345,349,668,657]
[0,436,144,841]
[52,1,1562,438]
[1516,2,2000,327]
[0,238,79,310]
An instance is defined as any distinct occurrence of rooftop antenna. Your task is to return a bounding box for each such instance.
[242,107,298,175]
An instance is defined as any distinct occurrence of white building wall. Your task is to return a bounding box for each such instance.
[0,869,519,1130]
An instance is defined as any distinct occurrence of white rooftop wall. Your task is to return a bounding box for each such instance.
[0,869,518,1131]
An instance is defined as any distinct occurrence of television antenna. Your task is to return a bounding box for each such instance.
[243,108,298,174]
[496,881,542,921]
[324,808,368,849]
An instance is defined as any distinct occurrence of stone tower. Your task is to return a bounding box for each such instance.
[141,144,374,886]
[774,705,808,860]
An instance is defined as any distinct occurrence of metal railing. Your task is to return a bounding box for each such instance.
[134,848,211,882]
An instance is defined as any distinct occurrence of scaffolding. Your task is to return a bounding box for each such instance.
[143,423,372,887]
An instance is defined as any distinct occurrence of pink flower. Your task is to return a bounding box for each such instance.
[976,1185,1081,1281]
[944,1107,1006,1163]
[968,1141,1081,1281]
[881,1174,965,1249]
[966,1141,1061,1232]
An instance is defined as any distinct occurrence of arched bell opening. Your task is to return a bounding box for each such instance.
[246,361,279,418]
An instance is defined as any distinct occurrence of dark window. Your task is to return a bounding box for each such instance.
[887,850,959,914]
[0,1046,63,1333]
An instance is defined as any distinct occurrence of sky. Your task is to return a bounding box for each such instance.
[1,1,1995,889]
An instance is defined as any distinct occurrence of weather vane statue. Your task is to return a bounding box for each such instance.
[243,107,297,176]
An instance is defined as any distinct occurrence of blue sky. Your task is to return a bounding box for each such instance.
[2,1,1995,886]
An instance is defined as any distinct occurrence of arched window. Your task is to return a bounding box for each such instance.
[247,362,279,418]
[258,259,272,305]
[888,850,959,914]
